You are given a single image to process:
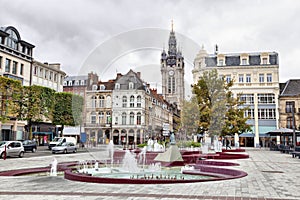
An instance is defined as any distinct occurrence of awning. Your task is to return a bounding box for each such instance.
[239,133,270,137]
[33,132,53,135]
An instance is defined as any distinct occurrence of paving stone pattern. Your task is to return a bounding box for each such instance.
[0,147,299,200]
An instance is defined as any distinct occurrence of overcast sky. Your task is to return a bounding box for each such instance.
[1,0,300,94]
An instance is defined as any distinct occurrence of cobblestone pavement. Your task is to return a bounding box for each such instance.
[0,147,299,200]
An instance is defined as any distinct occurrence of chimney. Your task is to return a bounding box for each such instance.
[117,73,122,79]
[137,72,141,78]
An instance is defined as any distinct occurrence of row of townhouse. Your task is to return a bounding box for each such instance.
[0,26,66,142]
[64,70,179,146]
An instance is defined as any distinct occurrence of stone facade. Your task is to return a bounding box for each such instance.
[192,47,280,147]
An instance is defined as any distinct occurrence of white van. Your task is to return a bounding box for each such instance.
[48,137,77,149]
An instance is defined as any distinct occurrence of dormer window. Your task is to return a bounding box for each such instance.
[68,81,72,86]
[240,54,249,65]
[92,85,97,91]
[129,82,134,89]
[63,81,67,86]
[217,54,225,66]
[99,84,105,90]
[115,83,120,90]
[75,80,79,85]
[260,53,269,65]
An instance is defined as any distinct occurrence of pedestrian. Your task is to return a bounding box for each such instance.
[226,139,231,150]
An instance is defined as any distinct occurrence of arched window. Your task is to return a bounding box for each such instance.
[130,112,134,125]
[99,95,105,107]
[122,96,127,107]
[6,29,18,50]
[137,112,141,125]
[91,96,97,108]
[115,83,120,90]
[137,95,141,108]
[122,112,127,125]
[129,82,134,89]
[130,95,134,107]
[106,96,111,108]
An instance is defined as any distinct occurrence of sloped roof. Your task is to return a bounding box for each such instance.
[280,79,300,96]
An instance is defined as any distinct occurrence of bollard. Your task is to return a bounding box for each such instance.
[4,145,6,160]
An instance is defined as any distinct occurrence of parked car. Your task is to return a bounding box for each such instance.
[52,142,77,154]
[0,141,25,158]
[48,137,77,150]
[22,140,37,153]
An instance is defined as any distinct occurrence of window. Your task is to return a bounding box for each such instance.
[258,94,275,104]
[137,95,141,108]
[115,83,120,90]
[91,115,96,124]
[122,112,127,125]
[259,74,264,83]
[286,117,293,129]
[5,58,11,73]
[244,109,254,119]
[99,85,105,90]
[106,111,111,124]
[262,57,268,65]
[267,73,272,82]
[80,80,85,85]
[168,76,175,93]
[34,66,38,75]
[129,82,134,89]
[6,29,18,50]
[130,95,134,107]
[44,70,48,79]
[39,68,43,78]
[129,112,134,125]
[239,94,254,104]
[122,96,127,107]
[12,61,17,74]
[68,81,72,86]
[99,112,104,124]
[242,58,247,65]
[137,112,141,125]
[54,74,57,82]
[246,74,251,83]
[20,64,23,75]
[286,101,295,113]
[238,74,244,83]
[226,75,231,83]
[0,56,2,69]
[219,59,224,66]
[258,108,276,119]
[106,96,111,108]
[99,96,105,107]
[91,96,97,108]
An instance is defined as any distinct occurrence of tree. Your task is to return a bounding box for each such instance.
[221,91,252,136]
[52,92,84,136]
[180,96,200,138]
[192,69,251,137]
[0,77,22,122]
[20,85,56,139]
[192,69,227,137]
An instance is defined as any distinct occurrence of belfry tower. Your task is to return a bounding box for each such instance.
[161,22,185,107]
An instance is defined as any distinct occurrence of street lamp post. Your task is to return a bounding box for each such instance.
[292,103,296,148]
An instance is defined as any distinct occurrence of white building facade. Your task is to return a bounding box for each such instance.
[192,47,280,147]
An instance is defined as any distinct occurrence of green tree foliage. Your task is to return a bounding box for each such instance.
[180,96,200,137]
[52,92,84,135]
[20,85,56,139]
[192,69,251,137]
[0,77,22,122]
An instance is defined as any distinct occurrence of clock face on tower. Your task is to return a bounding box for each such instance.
[168,70,174,76]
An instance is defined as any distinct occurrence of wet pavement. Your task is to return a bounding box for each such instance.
[0,147,300,200]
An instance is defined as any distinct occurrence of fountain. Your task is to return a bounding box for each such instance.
[0,133,249,184]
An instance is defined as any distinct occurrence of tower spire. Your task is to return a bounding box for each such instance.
[171,19,174,32]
